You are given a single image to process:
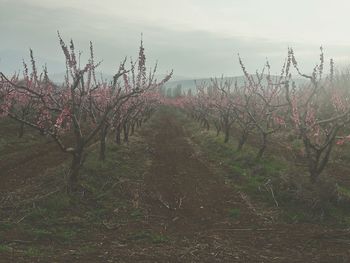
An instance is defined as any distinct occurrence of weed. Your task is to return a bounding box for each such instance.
[129,231,168,244]
[230,164,247,177]
[150,234,168,244]
[78,244,97,255]
[0,245,11,253]
[283,209,308,223]
[54,227,77,243]
[0,222,13,231]
[29,228,52,240]
[24,247,43,257]
[129,230,150,241]
[337,185,350,198]
[130,209,143,219]
[228,208,240,219]
[27,193,72,223]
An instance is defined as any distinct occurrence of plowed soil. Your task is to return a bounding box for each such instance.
[103,110,350,262]
[1,110,350,262]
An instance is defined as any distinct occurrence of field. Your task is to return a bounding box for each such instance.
[3,0,350,262]
[1,107,350,262]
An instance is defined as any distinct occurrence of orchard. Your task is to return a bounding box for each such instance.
[0,33,172,192]
[176,47,350,183]
[2,34,350,262]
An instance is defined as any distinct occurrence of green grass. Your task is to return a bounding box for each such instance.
[0,119,44,160]
[24,247,45,257]
[170,107,350,225]
[337,185,350,198]
[150,233,168,244]
[129,230,168,244]
[28,228,52,240]
[22,225,79,244]
[25,192,73,226]
[1,121,152,259]
[290,138,303,152]
[0,222,14,231]
[228,208,240,219]
[130,208,143,220]
[77,244,98,255]
[186,117,286,201]
[0,244,11,253]
[282,209,309,223]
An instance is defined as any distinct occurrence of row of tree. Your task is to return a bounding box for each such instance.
[177,47,350,183]
[0,33,172,192]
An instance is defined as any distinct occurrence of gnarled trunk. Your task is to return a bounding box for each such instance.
[215,122,221,136]
[304,138,335,184]
[256,133,267,160]
[99,122,109,161]
[18,122,24,138]
[115,125,121,145]
[123,122,129,142]
[67,149,84,193]
[130,122,135,136]
[224,126,230,143]
[237,132,248,151]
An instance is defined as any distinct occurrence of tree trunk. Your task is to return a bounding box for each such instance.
[18,122,24,138]
[130,122,135,136]
[123,123,129,142]
[309,141,334,184]
[237,132,248,151]
[224,126,230,143]
[115,126,121,145]
[204,119,210,131]
[99,123,108,161]
[67,150,84,193]
[215,124,221,136]
[309,169,320,184]
[223,116,231,143]
[256,133,267,160]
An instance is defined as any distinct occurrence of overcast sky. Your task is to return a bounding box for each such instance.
[1,0,350,79]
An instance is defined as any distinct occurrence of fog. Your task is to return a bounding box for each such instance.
[1,0,350,79]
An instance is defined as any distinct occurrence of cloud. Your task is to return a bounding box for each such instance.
[1,0,350,78]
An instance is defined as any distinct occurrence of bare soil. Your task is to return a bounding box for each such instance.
[1,110,350,262]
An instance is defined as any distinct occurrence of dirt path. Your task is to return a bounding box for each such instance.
[106,110,350,262]
[143,111,262,232]
[1,110,350,262]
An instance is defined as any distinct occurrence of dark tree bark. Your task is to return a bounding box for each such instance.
[237,131,249,151]
[130,122,135,136]
[67,141,85,193]
[99,122,109,161]
[256,132,268,160]
[214,121,221,136]
[115,125,121,145]
[18,122,24,138]
[123,122,129,142]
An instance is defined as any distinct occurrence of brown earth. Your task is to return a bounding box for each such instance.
[1,110,350,262]
[101,111,350,262]
[0,140,68,192]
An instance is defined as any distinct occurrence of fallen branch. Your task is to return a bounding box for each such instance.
[208,228,285,232]
[158,195,171,209]
[265,179,279,207]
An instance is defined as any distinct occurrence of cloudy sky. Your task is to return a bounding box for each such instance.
[1,0,350,79]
